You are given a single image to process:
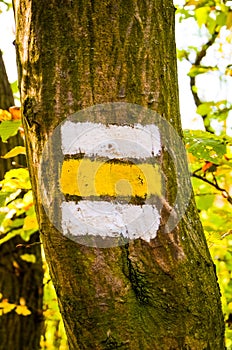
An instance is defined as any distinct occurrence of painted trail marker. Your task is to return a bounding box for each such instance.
[39,103,192,248]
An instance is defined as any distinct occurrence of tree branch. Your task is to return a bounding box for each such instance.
[189,31,219,133]
[191,172,232,205]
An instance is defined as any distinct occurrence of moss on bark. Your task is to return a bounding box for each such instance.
[14,0,225,349]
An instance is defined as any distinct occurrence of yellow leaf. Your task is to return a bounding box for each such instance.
[0,299,16,314]
[43,308,56,318]
[20,254,36,263]
[15,305,31,316]
[13,261,20,270]
[2,146,26,159]
[195,7,211,27]
[23,190,34,210]
[0,109,11,121]
[226,11,232,29]
[225,66,232,77]
[19,297,26,306]
[23,215,38,231]
[185,0,198,5]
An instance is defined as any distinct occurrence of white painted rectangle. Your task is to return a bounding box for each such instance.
[61,201,160,242]
[61,122,161,159]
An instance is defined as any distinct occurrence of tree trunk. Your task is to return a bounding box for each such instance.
[0,51,43,349]
[13,0,225,349]
[0,50,25,179]
[0,50,14,109]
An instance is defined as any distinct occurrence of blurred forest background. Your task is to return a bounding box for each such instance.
[0,0,232,349]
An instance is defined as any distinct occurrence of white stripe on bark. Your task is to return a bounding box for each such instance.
[61,201,160,242]
[61,122,161,159]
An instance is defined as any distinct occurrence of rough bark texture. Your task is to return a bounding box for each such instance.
[0,51,43,349]
[14,0,225,349]
[0,237,43,350]
[0,50,25,179]
[0,50,14,109]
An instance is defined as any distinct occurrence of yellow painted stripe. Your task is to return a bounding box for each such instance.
[60,159,161,198]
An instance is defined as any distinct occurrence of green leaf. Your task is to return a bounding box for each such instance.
[196,194,215,211]
[20,254,36,263]
[2,146,26,159]
[216,12,227,27]
[188,65,218,77]
[0,213,6,226]
[20,228,38,241]
[206,16,216,35]
[197,103,212,116]
[177,49,189,60]
[10,80,19,94]
[0,229,21,245]
[0,192,12,207]
[184,130,227,163]
[0,121,21,143]
[192,85,198,93]
[9,218,25,229]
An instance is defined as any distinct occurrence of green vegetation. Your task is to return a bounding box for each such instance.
[176,0,232,347]
[0,109,68,349]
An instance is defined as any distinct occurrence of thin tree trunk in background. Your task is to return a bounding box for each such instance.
[14,0,225,349]
[0,50,26,179]
[0,50,14,109]
[0,51,44,350]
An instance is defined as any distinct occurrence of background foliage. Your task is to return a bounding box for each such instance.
[176,0,232,347]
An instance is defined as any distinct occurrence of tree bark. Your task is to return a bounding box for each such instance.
[0,50,14,109]
[0,239,43,350]
[0,52,43,350]
[14,0,225,349]
[0,50,25,179]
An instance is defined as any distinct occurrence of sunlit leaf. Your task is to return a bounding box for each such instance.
[15,304,31,316]
[10,81,19,94]
[0,299,16,314]
[23,215,38,231]
[0,109,11,121]
[3,169,31,190]
[185,0,198,6]
[226,11,232,29]
[9,218,24,229]
[9,106,21,120]
[184,130,227,163]
[216,12,227,27]
[20,228,38,241]
[177,49,189,60]
[195,6,211,26]
[225,65,232,76]
[2,146,26,159]
[0,192,11,207]
[197,102,212,116]
[206,16,216,34]
[188,65,218,77]
[195,193,215,210]
[0,229,22,245]
[0,120,21,142]
[20,254,36,263]
[22,190,33,208]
